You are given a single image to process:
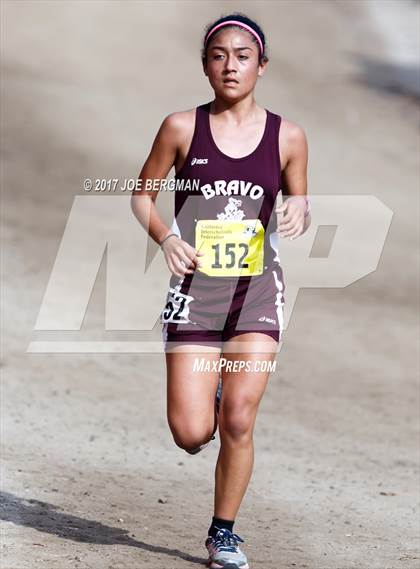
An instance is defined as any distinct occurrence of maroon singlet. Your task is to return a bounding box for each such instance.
[161,102,286,347]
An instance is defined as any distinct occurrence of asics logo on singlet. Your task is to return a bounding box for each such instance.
[201,180,264,200]
[191,157,208,165]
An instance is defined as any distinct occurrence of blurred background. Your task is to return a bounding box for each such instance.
[1,1,419,568]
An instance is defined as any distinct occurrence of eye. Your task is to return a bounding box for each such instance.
[238,55,249,60]
[213,54,224,60]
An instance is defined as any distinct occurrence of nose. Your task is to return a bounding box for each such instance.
[223,53,237,73]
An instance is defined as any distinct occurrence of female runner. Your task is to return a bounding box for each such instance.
[131,13,311,569]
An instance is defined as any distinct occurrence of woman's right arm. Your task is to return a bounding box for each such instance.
[130,113,203,277]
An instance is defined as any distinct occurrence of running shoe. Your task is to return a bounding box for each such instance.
[205,527,249,569]
[185,435,216,455]
[216,377,222,415]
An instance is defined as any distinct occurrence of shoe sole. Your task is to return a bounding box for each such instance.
[207,561,249,569]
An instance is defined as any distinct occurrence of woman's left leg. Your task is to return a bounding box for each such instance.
[214,332,278,520]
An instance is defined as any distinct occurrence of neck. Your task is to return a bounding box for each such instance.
[210,96,260,118]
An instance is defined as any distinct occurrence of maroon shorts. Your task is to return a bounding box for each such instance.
[161,263,285,350]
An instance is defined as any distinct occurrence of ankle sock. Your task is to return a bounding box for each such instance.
[208,516,235,538]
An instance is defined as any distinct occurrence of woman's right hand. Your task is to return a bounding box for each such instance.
[161,235,204,277]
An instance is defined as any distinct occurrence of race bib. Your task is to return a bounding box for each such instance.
[195,219,264,277]
[161,288,193,323]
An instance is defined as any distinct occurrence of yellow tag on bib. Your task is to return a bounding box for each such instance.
[195,219,264,277]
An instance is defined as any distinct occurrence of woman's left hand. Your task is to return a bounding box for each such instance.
[275,196,308,240]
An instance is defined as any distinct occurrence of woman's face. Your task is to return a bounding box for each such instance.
[203,28,267,101]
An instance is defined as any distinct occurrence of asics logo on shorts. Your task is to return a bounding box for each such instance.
[191,157,208,165]
[258,315,276,324]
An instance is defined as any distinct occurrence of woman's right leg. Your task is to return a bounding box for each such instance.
[166,344,222,453]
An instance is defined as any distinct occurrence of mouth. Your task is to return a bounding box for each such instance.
[223,78,239,85]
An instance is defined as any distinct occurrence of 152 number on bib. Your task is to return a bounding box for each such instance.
[195,219,264,277]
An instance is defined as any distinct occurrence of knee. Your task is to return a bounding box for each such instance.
[219,407,254,443]
[169,421,215,452]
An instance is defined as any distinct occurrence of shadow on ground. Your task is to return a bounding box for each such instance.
[0,491,206,566]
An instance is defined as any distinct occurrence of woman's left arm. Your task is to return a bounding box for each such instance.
[276,121,311,240]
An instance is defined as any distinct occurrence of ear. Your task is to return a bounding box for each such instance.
[202,61,208,77]
[257,58,268,78]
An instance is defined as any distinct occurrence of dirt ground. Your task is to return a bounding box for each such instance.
[1,1,419,568]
